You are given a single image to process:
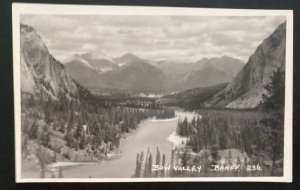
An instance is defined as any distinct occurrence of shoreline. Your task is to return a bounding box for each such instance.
[49,116,179,169]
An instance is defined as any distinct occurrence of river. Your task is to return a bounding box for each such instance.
[59,108,198,178]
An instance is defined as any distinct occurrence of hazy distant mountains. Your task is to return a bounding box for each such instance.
[65,51,244,92]
[21,21,286,109]
[114,53,140,67]
[103,56,170,92]
[65,53,169,91]
[176,56,244,90]
[76,53,118,73]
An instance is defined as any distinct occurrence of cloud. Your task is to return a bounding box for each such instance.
[20,15,286,63]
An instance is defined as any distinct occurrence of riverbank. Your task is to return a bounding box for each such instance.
[22,108,198,178]
[53,109,194,178]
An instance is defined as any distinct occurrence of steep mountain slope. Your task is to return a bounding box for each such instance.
[151,56,244,91]
[150,60,191,80]
[20,24,78,99]
[205,22,286,109]
[103,56,171,92]
[65,59,108,89]
[114,53,140,67]
[75,53,119,73]
[157,83,227,110]
[193,55,245,79]
[178,65,231,89]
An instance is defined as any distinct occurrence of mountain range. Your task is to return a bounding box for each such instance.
[65,52,245,92]
[20,21,286,109]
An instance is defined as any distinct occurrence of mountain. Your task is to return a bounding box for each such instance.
[178,64,232,89]
[65,59,108,89]
[20,24,78,99]
[193,55,245,79]
[65,53,171,91]
[74,53,118,73]
[205,22,286,109]
[103,56,171,92]
[114,53,140,67]
[65,51,244,92]
[150,60,191,80]
[157,83,228,110]
[151,56,244,91]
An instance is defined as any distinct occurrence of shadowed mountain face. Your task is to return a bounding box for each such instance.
[193,55,245,79]
[157,83,228,110]
[152,56,245,91]
[178,64,231,90]
[114,53,140,67]
[65,54,171,92]
[20,24,78,99]
[205,22,286,109]
[76,53,119,73]
[102,56,171,92]
[65,59,108,89]
[65,49,245,92]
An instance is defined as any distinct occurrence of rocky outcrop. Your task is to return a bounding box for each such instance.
[205,22,286,109]
[20,24,78,99]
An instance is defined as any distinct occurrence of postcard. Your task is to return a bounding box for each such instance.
[12,3,293,182]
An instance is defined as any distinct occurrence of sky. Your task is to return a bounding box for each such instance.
[21,15,285,63]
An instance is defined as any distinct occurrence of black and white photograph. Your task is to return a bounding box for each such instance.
[12,4,293,182]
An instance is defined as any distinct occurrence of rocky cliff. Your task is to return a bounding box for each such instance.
[205,22,286,108]
[20,24,78,99]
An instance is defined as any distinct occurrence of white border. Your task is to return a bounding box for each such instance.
[12,3,293,183]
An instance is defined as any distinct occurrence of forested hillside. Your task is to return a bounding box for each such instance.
[157,83,227,110]
[20,24,175,177]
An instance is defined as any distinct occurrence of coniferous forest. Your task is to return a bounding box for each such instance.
[18,16,289,180]
[132,68,285,177]
[21,82,175,177]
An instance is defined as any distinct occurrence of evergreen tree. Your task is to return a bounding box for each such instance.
[143,148,150,177]
[41,125,50,148]
[58,167,64,178]
[211,144,219,165]
[147,153,153,177]
[139,151,144,176]
[29,120,39,139]
[260,68,285,110]
[45,98,52,124]
[169,149,175,177]
[155,147,161,177]
[161,154,166,177]
[181,149,189,167]
[227,150,233,166]
[133,153,141,177]
[260,114,283,175]
[260,68,285,175]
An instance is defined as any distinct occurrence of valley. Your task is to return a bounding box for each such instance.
[19,19,286,179]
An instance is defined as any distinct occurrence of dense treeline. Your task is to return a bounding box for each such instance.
[21,83,175,174]
[175,110,283,176]
[172,68,285,177]
[177,111,278,154]
[132,147,167,178]
[160,83,228,111]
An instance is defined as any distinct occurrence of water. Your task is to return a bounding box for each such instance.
[60,108,198,178]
